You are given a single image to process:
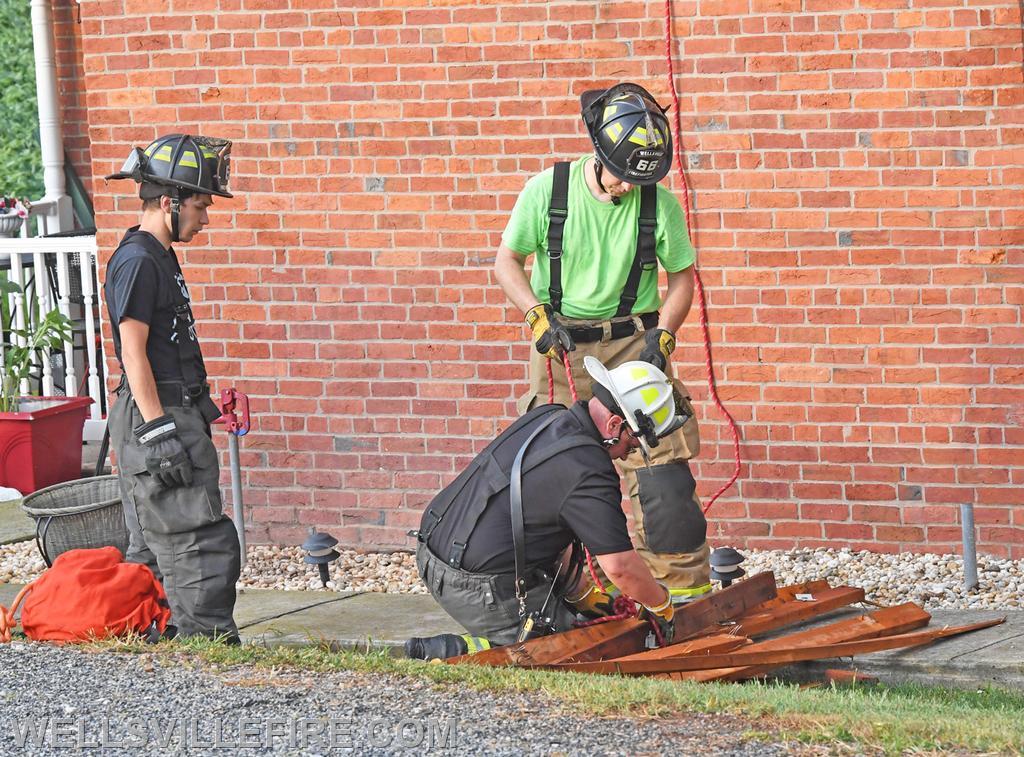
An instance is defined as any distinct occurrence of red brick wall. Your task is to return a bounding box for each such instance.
[52,0,93,197]
[78,0,1024,558]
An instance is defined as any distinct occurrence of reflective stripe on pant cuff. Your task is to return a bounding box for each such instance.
[461,635,491,653]
[669,583,713,601]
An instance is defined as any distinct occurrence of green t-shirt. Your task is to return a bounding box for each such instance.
[501,155,695,319]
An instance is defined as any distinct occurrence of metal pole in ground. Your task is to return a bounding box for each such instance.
[214,388,251,567]
[961,503,978,592]
[228,431,247,567]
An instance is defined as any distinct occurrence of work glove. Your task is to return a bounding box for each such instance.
[134,414,194,489]
[525,303,575,360]
[638,584,676,645]
[565,583,617,620]
[639,328,676,371]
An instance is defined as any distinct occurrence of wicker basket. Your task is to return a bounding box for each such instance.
[20,476,129,566]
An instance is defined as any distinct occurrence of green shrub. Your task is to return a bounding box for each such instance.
[0,0,44,201]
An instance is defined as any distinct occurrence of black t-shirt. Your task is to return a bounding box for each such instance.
[104,227,206,384]
[424,402,633,574]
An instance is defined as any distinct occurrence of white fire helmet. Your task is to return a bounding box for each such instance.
[584,356,685,462]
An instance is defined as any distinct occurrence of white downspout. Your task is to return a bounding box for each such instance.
[30,0,74,234]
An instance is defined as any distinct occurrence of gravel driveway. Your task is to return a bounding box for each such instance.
[0,644,810,756]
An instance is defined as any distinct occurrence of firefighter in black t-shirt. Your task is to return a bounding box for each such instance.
[407,357,688,659]
[103,134,241,641]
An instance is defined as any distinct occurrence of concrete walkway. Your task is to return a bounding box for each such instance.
[0,499,33,546]
[1,579,1020,690]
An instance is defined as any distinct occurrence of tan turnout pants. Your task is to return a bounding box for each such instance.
[518,314,711,597]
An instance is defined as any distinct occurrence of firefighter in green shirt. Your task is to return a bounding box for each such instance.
[494,82,711,606]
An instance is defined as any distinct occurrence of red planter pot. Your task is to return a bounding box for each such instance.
[0,396,93,494]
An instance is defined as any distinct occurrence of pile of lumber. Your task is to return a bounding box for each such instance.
[448,572,1003,682]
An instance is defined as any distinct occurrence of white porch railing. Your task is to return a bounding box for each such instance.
[0,233,108,441]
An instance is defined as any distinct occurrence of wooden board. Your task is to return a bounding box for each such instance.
[448,572,776,669]
[673,601,931,682]
[672,571,778,641]
[550,614,1004,677]
[562,633,749,668]
[727,585,866,639]
[447,618,647,667]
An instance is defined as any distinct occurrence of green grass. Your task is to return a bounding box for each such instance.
[86,635,1024,755]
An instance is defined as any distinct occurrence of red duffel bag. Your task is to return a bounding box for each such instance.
[1,546,171,643]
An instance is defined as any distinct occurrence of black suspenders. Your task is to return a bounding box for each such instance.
[546,161,658,318]
[615,183,658,317]
[546,162,570,314]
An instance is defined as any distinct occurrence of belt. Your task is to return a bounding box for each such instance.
[116,378,221,423]
[565,311,659,345]
[425,546,553,596]
[154,381,211,409]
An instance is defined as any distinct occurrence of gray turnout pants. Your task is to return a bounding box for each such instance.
[416,542,575,646]
[108,387,240,639]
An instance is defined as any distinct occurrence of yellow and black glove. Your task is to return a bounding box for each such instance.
[638,585,675,644]
[565,583,616,620]
[525,303,575,360]
[639,328,676,371]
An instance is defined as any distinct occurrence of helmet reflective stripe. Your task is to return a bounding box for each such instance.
[604,122,624,143]
[627,126,664,147]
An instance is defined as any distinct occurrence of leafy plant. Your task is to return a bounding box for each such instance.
[0,0,44,202]
[0,278,72,412]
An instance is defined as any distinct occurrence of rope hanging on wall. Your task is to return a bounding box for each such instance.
[662,0,744,513]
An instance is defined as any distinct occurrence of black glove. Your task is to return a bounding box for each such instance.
[134,414,194,489]
[638,586,676,644]
[639,328,676,371]
[525,303,575,360]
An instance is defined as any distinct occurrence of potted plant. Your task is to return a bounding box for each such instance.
[0,278,92,493]
[0,197,30,238]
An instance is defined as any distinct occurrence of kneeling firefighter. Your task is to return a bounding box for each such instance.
[104,134,241,641]
[406,357,686,660]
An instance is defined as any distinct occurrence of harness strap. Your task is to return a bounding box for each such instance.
[510,412,562,607]
[509,425,605,613]
[447,426,598,572]
[546,162,570,314]
[615,182,658,317]
[545,163,659,319]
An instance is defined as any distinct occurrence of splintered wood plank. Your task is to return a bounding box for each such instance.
[449,572,775,669]
[558,633,750,670]
[727,585,866,639]
[555,622,652,665]
[672,571,778,641]
[552,612,1004,677]
[675,602,931,683]
[753,580,833,610]
[448,618,646,668]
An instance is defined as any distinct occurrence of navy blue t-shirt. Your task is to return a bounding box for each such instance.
[104,227,206,383]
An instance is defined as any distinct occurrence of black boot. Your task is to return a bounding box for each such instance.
[404,633,471,660]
